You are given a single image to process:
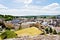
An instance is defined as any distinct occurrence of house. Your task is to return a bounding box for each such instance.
[54,27,60,33]
[57,15,60,19]
[11,19,21,24]
[4,20,21,30]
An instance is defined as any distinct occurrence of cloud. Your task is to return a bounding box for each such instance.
[41,3,59,10]
[13,0,32,4]
[13,0,32,7]
[0,4,8,9]
[0,3,60,16]
[0,4,8,15]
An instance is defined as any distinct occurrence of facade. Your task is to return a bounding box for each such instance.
[57,15,60,19]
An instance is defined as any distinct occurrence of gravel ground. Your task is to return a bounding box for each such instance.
[4,35,60,40]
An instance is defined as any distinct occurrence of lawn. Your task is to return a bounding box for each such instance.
[0,36,2,40]
[15,27,43,36]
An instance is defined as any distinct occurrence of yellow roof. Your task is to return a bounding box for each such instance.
[15,27,43,36]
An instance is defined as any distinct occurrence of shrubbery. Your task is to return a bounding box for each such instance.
[1,30,17,39]
[45,27,49,34]
[53,29,57,34]
[58,32,60,35]
[45,27,57,34]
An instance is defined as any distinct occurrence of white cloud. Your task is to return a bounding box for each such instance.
[13,0,32,4]
[13,0,32,7]
[0,4,8,15]
[0,3,60,16]
[41,3,59,10]
[0,4,8,9]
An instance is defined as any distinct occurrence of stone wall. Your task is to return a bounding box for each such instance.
[4,35,60,40]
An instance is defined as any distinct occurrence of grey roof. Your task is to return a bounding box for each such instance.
[11,19,21,23]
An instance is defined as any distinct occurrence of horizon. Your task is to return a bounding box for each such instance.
[0,13,60,16]
[0,14,60,16]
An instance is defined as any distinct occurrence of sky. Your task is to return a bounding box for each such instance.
[0,0,60,16]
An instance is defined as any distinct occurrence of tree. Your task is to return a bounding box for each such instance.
[53,29,57,34]
[45,27,53,34]
[49,27,53,33]
[1,30,17,39]
[50,16,56,19]
[57,32,60,35]
[43,16,46,18]
[5,17,12,21]
[45,27,49,34]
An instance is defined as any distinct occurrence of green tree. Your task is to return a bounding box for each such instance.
[53,29,57,34]
[49,27,53,33]
[45,27,49,34]
[50,16,56,19]
[1,30,17,39]
[58,32,60,35]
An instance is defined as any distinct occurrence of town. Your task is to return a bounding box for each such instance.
[0,14,60,40]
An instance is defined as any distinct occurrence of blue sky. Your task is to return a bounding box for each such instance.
[0,0,60,16]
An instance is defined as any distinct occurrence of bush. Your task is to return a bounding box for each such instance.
[45,27,49,34]
[1,30,17,39]
[45,27,53,34]
[57,32,60,35]
[53,29,57,34]
[49,27,53,33]
[5,27,11,30]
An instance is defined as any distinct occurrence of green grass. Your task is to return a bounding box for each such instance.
[0,36,2,40]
